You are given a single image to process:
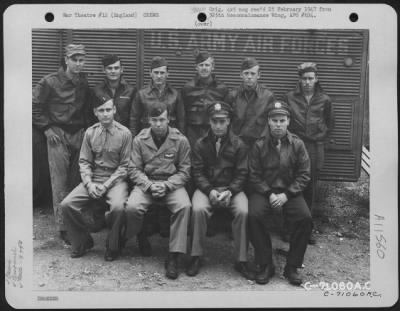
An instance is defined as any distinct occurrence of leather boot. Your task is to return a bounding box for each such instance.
[283,264,303,286]
[186,256,201,277]
[165,252,179,279]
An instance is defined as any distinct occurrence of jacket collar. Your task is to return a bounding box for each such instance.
[58,67,83,85]
[102,76,129,92]
[294,81,324,96]
[146,81,172,95]
[260,129,294,145]
[140,126,179,151]
[99,121,116,136]
[194,74,218,87]
[238,83,263,97]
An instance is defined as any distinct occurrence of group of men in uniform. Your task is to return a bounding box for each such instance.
[33,43,333,285]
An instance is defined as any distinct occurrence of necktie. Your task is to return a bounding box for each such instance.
[216,138,222,156]
[276,139,281,152]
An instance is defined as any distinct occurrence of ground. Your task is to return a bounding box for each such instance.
[33,171,369,292]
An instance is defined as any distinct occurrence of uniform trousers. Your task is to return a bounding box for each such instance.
[47,126,84,231]
[61,180,129,254]
[189,190,248,262]
[303,141,325,212]
[125,187,191,254]
[248,192,313,267]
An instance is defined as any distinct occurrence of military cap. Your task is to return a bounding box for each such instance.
[151,56,168,70]
[298,62,318,76]
[94,94,113,108]
[267,101,291,117]
[196,50,212,64]
[241,57,259,71]
[207,101,232,118]
[149,101,168,117]
[65,44,86,57]
[102,54,120,67]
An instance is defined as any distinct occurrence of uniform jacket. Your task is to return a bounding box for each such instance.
[92,77,136,128]
[129,82,185,137]
[129,127,191,192]
[181,74,229,128]
[32,67,91,133]
[283,82,333,142]
[249,131,311,198]
[80,121,132,190]
[192,129,248,196]
[227,84,275,147]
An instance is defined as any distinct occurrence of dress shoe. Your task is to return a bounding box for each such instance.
[104,249,119,261]
[255,264,275,285]
[186,256,201,277]
[308,232,316,245]
[137,233,152,257]
[70,234,94,258]
[59,230,71,245]
[283,264,303,286]
[233,262,255,280]
[165,253,179,280]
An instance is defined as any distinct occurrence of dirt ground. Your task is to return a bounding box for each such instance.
[33,171,370,292]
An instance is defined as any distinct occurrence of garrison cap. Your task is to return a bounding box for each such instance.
[149,101,168,117]
[241,57,259,71]
[267,101,291,117]
[195,50,212,64]
[207,101,232,118]
[94,94,113,108]
[298,62,318,76]
[102,54,120,67]
[151,56,168,70]
[65,44,86,57]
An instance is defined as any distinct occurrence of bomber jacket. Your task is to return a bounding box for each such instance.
[92,77,136,128]
[249,131,311,199]
[32,67,91,133]
[283,82,333,142]
[181,74,229,128]
[129,127,191,193]
[192,129,248,196]
[129,82,185,137]
[227,84,275,147]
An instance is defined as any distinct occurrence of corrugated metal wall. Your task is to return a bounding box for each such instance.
[32,29,368,181]
[32,29,64,87]
[142,29,367,181]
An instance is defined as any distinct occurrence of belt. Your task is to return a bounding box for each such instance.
[94,165,115,172]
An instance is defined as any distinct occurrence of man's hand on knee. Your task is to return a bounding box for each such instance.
[87,182,102,199]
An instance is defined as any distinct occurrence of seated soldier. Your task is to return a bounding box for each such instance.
[248,101,312,286]
[125,102,192,280]
[186,101,254,280]
[61,95,132,261]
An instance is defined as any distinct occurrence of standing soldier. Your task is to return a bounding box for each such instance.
[32,44,91,245]
[283,62,333,245]
[228,57,275,148]
[130,56,185,137]
[248,101,312,286]
[186,102,253,280]
[181,50,229,146]
[93,54,136,129]
[125,102,192,280]
[61,95,132,261]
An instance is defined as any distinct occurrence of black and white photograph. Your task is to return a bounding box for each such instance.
[4,3,398,309]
